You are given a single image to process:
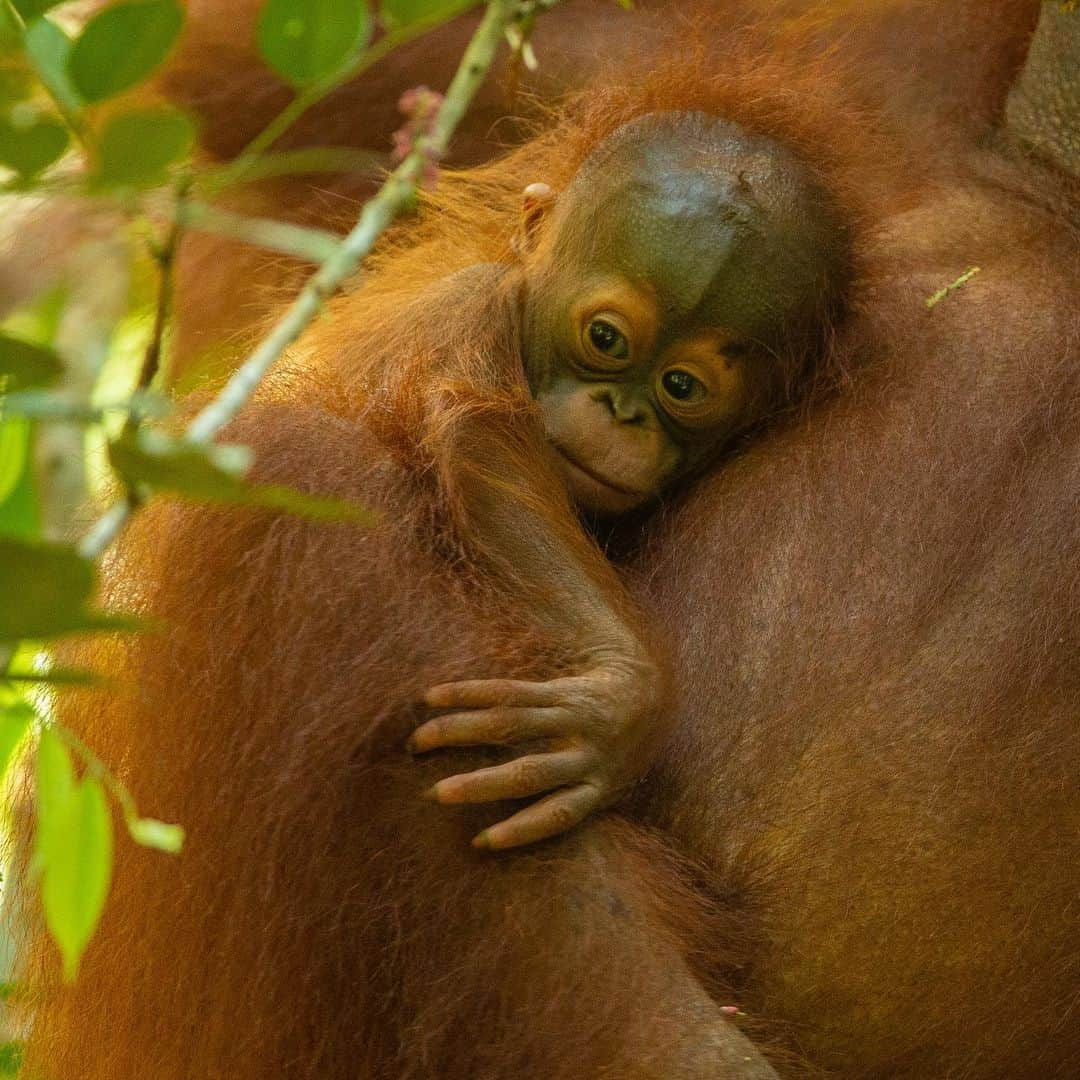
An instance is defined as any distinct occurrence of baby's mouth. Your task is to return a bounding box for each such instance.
[553,445,645,498]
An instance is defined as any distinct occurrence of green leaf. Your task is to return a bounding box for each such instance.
[0,701,32,786]
[0,417,39,540]
[234,480,382,523]
[0,332,63,390]
[257,0,373,86]
[0,108,68,178]
[128,816,184,853]
[92,105,195,188]
[110,428,380,524]
[34,727,74,827]
[0,537,123,641]
[12,0,67,18]
[0,414,30,505]
[35,743,113,983]
[24,17,82,115]
[110,427,250,494]
[67,0,183,103]
[0,1039,24,1076]
[380,0,477,29]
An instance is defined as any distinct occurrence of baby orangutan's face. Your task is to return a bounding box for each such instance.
[528,271,754,515]
[519,113,839,514]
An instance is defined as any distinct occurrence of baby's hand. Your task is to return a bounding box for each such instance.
[409,655,665,850]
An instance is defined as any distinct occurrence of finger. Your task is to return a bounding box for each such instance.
[425,750,588,805]
[424,679,559,710]
[408,707,563,752]
[473,784,599,851]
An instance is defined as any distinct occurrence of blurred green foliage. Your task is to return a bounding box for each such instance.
[258,0,374,85]
[67,0,183,102]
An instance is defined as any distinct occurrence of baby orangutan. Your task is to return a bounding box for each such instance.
[346,111,848,849]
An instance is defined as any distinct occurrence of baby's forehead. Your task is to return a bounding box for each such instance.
[582,187,756,300]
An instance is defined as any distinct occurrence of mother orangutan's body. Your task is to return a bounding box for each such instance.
[23,3,1079,1078]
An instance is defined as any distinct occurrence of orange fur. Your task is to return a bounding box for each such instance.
[19,4,1080,1079]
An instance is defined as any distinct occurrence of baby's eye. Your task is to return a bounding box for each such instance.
[662,369,705,402]
[587,318,629,360]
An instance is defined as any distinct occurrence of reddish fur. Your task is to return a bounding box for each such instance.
[19,3,1080,1079]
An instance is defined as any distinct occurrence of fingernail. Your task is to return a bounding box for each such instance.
[421,785,440,802]
[471,830,491,850]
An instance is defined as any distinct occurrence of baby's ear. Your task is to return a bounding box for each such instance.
[515,182,556,254]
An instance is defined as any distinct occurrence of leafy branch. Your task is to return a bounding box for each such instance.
[0,0,580,997]
[79,0,525,558]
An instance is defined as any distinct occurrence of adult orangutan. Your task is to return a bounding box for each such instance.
[22,3,1080,1079]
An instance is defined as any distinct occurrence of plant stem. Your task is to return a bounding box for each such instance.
[51,721,139,824]
[924,266,982,310]
[196,146,382,194]
[125,186,188,431]
[188,0,519,444]
[77,190,185,560]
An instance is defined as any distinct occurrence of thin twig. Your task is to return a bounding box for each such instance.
[51,721,137,822]
[77,501,130,560]
[925,266,982,310]
[125,185,189,431]
[196,146,383,194]
[77,0,523,560]
[77,189,186,560]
